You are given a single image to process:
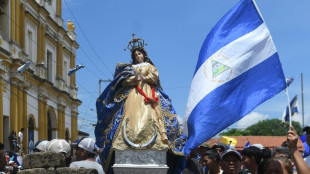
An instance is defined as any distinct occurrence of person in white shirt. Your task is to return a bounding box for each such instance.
[70,137,104,174]
[18,128,24,151]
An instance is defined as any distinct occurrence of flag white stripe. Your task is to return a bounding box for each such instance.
[184,23,276,134]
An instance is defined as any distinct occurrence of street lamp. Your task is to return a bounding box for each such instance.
[99,79,111,96]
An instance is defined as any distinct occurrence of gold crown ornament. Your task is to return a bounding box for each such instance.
[124,33,147,51]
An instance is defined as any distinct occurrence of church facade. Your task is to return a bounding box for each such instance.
[0,0,81,152]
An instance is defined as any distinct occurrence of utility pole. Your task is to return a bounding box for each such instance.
[99,79,111,96]
[301,73,304,128]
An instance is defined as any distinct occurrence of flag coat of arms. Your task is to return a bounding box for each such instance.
[183,0,286,156]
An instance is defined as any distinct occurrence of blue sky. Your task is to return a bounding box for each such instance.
[62,0,310,138]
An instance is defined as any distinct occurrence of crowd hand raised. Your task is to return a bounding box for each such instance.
[287,126,298,151]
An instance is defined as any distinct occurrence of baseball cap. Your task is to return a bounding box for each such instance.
[72,137,96,154]
[303,125,310,132]
[34,140,49,151]
[212,142,228,151]
[45,139,71,158]
[252,144,264,150]
[221,149,242,161]
[200,142,211,149]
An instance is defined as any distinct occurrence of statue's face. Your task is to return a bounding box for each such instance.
[134,50,144,63]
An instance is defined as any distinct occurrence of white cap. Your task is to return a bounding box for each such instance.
[252,144,264,150]
[45,139,71,158]
[35,140,49,151]
[73,137,96,154]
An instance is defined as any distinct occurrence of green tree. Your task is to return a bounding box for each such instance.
[245,119,302,136]
[219,119,302,136]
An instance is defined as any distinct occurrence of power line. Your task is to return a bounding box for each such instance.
[63,0,114,77]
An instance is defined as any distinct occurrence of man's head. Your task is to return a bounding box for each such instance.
[221,149,242,174]
[202,150,221,171]
[242,146,262,171]
[46,139,71,166]
[212,143,227,156]
[72,137,96,161]
[45,139,71,158]
[198,142,211,156]
[20,128,24,132]
[34,140,49,152]
[303,125,310,145]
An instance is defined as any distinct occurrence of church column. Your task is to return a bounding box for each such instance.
[38,95,46,140]
[10,0,16,41]
[17,85,23,131]
[70,54,76,86]
[20,3,26,49]
[38,99,43,140]
[37,22,46,64]
[22,89,28,152]
[71,111,78,142]
[0,77,3,142]
[10,82,18,133]
[62,109,65,139]
[15,0,20,44]
[57,105,65,139]
[57,41,63,78]
[43,101,47,139]
[56,0,62,17]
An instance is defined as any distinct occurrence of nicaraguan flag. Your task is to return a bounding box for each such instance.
[244,141,251,149]
[183,0,286,156]
[282,95,298,123]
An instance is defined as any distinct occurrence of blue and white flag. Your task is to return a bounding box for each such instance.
[244,141,251,149]
[282,95,298,123]
[183,0,286,156]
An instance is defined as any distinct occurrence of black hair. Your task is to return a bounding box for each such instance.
[272,147,292,159]
[281,141,289,147]
[262,147,272,160]
[21,128,24,131]
[0,142,4,150]
[242,146,262,164]
[203,150,221,163]
[130,47,162,89]
[130,47,155,65]
[264,156,293,174]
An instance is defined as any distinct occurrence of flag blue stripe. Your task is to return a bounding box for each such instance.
[283,95,298,122]
[184,53,286,155]
[194,0,263,75]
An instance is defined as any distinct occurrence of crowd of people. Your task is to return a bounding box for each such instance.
[0,137,104,174]
[184,126,310,174]
[1,126,310,174]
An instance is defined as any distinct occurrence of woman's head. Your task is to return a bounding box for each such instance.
[130,47,154,65]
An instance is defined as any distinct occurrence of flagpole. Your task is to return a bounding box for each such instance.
[285,88,293,128]
[252,0,265,22]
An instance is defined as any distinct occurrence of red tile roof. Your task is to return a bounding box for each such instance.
[206,136,304,151]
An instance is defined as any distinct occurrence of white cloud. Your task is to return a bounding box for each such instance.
[177,115,183,123]
[236,112,269,129]
[291,113,310,127]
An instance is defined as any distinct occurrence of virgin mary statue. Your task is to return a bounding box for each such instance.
[95,34,185,174]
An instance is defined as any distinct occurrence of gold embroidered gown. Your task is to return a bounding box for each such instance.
[112,62,169,150]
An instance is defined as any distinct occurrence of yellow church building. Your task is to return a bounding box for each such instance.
[0,0,81,152]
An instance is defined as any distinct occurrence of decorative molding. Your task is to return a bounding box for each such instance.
[113,150,169,174]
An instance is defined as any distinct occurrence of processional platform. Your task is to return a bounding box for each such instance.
[112,149,169,174]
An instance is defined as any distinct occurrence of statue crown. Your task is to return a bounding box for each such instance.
[125,33,147,51]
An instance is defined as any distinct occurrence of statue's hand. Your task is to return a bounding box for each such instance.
[135,74,145,82]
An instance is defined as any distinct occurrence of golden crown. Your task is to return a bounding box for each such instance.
[124,33,147,51]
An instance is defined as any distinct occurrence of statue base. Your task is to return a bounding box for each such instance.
[112,149,169,174]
